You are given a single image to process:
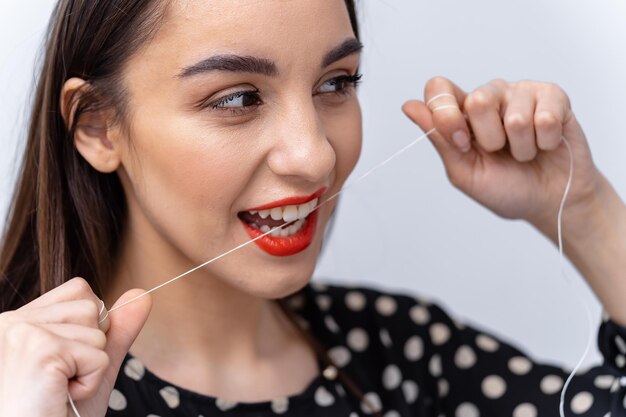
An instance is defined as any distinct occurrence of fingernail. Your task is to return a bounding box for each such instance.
[452,130,470,152]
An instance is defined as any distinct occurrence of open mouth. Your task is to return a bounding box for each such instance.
[238,189,325,257]
[238,198,318,238]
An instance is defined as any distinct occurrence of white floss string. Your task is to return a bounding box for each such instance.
[67,127,434,416]
[69,128,593,417]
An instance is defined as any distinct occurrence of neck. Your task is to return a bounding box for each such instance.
[105,217,300,375]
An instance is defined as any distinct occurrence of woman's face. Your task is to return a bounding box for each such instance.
[115,0,362,298]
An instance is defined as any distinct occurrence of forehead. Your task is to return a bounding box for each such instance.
[146,0,356,72]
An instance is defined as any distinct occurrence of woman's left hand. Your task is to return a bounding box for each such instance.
[402,77,603,234]
[403,77,626,326]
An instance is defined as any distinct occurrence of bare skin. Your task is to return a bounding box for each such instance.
[1,0,625,416]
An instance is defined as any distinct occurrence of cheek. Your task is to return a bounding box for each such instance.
[120,114,260,240]
[326,100,363,183]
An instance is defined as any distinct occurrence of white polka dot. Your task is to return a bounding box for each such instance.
[108,389,127,411]
[123,358,145,381]
[147,415,161,417]
[380,328,393,348]
[616,354,626,368]
[328,345,352,367]
[594,374,615,389]
[349,413,359,417]
[402,380,419,403]
[345,291,366,311]
[438,379,449,397]
[571,391,594,414]
[616,335,626,354]
[409,305,430,325]
[476,334,499,352]
[481,375,506,399]
[430,323,451,345]
[314,386,335,407]
[508,356,532,375]
[513,403,537,417]
[454,345,476,369]
[335,383,346,397]
[540,374,564,395]
[316,295,332,311]
[384,411,401,417]
[429,354,442,377]
[271,397,289,414]
[361,392,383,414]
[215,398,238,411]
[324,315,340,333]
[455,402,480,417]
[375,295,397,316]
[404,335,424,361]
[382,364,402,390]
[347,328,369,352]
[159,386,180,408]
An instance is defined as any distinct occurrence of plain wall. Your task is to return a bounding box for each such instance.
[2,1,625,369]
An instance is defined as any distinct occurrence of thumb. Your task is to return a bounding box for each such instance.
[103,289,152,382]
[401,99,461,163]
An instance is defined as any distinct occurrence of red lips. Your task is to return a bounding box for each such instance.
[240,187,326,257]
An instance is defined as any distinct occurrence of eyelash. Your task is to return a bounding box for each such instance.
[204,73,363,116]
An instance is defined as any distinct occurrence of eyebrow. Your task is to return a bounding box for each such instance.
[178,55,277,78]
[321,38,363,68]
[177,38,363,78]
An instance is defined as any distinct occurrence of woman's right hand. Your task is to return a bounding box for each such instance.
[0,277,151,417]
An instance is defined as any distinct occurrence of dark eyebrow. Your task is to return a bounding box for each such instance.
[321,38,363,68]
[178,55,278,78]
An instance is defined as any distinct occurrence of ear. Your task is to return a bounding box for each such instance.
[60,77,121,173]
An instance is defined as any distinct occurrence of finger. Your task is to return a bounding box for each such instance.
[402,99,462,164]
[97,298,110,334]
[423,77,470,152]
[21,277,101,310]
[65,341,110,401]
[44,323,107,350]
[464,84,507,152]
[22,299,101,328]
[534,86,571,151]
[102,289,152,389]
[503,87,538,162]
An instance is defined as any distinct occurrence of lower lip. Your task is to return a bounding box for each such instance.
[241,210,319,257]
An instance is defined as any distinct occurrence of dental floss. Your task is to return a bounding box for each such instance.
[68,129,592,417]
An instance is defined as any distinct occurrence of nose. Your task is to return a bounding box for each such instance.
[266,99,336,184]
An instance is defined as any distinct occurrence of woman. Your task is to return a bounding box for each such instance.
[0,0,625,416]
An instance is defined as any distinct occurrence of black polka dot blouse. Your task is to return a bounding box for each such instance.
[106,282,626,416]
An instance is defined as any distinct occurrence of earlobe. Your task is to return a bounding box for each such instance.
[60,77,121,174]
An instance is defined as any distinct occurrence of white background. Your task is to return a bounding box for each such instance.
[2,1,626,369]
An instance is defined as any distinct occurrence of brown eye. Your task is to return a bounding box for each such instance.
[317,73,363,95]
[210,90,261,110]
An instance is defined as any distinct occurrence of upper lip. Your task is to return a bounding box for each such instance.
[244,187,327,211]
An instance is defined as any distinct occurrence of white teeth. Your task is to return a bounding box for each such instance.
[270,207,283,221]
[247,197,319,229]
[297,203,309,220]
[260,225,270,233]
[283,205,298,222]
[270,228,282,237]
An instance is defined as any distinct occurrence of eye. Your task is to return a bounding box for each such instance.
[317,73,363,95]
[207,90,261,110]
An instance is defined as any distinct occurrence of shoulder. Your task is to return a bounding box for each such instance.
[286,280,460,350]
